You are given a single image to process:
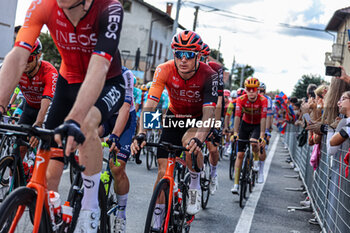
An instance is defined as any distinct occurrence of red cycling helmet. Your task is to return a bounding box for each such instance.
[201,43,210,56]
[31,39,42,55]
[224,89,231,97]
[171,30,203,52]
[237,88,246,97]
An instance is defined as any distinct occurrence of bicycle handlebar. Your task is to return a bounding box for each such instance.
[0,123,53,140]
[144,142,188,153]
[0,123,86,172]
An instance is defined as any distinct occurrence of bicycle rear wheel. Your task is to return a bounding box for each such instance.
[144,179,170,233]
[201,156,210,209]
[0,156,20,202]
[229,143,236,180]
[0,186,51,233]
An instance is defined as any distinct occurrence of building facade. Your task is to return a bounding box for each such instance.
[0,0,18,62]
[119,0,184,83]
[325,7,350,68]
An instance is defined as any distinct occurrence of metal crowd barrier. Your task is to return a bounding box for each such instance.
[284,124,350,233]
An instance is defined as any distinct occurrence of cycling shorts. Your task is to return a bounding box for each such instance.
[45,74,125,161]
[18,101,39,126]
[238,120,260,152]
[101,110,137,163]
[157,110,202,159]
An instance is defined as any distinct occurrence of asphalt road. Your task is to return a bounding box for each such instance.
[57,132,321,233]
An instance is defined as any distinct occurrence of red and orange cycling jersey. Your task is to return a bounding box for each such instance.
[235,94,267,124]
[148,60,219,118]
[19,61,58,109]
[15,0,123,84]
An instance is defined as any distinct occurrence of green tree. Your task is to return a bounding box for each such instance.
[232,64,255,88]
[210,49,224,65]
[291,74,328,99]
[39,32,61,69]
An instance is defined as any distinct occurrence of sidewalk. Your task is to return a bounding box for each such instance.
[250,133,321,233]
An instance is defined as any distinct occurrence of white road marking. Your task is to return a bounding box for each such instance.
[233,133,280,233]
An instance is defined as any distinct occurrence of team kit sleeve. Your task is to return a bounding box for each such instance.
[202,72,219,108]
[147,65,167,103]
[93,2,124,62]
[42,65,58,100]
[235,97,243,117]
[15,0,50,51]
[123,70,134,105]
[261,97,268,119]
[217,67,224,97]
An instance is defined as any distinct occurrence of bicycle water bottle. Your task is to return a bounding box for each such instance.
[49,191,61,216]
[62,201,73,224]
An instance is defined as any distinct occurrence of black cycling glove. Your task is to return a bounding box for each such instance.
[54,119,85,145]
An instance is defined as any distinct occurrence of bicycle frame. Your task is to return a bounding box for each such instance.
[162,151,177,233]
[9,145,53,233]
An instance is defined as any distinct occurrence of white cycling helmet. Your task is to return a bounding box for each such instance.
[230,90,237,98]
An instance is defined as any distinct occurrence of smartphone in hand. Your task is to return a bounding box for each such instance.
[326,66,341,77]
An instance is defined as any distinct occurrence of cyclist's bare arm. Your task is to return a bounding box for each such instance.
[233,116,241,135]
[194,106,216,142]
[266,115,272,130]
[0,47,30,109]
[34,98,51,127]
[65,54,110,124]
[224,112,231,130]
[260,117,267,139]
[112,102,131,137]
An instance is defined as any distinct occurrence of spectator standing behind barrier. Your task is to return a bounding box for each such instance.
[307,78,350,152]
[330,91,350,146]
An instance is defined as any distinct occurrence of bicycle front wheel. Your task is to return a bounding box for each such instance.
[0,186,51,233]
[229,147,236,180]
[0,155,20,202]
[144,179,170,233]
[201,156,210,209]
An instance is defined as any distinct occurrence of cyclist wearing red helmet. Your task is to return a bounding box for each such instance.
[231,77,268,194]
[131,30,219,217]
[7,38,58,147]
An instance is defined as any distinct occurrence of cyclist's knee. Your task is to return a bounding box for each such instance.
[237,152,245,159]
[46,160,64,191]
[157,168,166,179]
[81,108,101,135]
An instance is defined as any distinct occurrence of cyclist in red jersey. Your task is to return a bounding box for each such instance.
[14,39,57,148]
[131,30,219,217]
[0,0,124,231]
[200,43,223,195]
[231,77,267,194]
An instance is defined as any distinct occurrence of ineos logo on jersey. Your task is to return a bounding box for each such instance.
[105,4,122,40]
[102,86,121,111]
[55,30,97,47]
[171,88,201,98]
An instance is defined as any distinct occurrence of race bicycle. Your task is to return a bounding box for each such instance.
[235,139,261,208]
[142,142,195,233]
